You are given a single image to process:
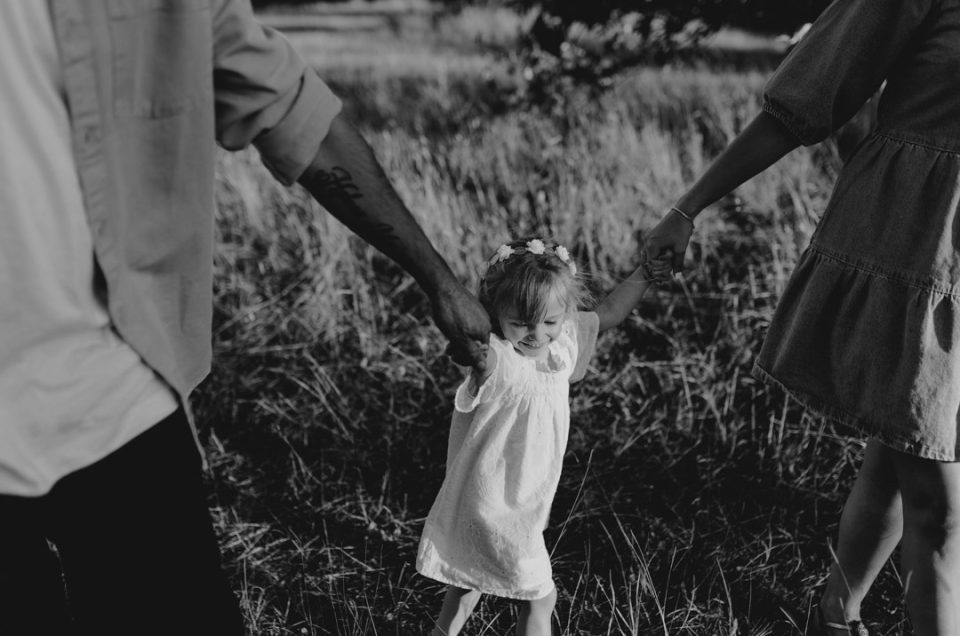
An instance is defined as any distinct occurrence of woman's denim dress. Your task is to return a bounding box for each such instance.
[753,0,960,460]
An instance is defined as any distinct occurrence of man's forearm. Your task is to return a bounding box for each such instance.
[297,115,457,297]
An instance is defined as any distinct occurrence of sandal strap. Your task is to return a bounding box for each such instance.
[850,621,869,636]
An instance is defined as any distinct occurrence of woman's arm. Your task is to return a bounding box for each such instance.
[642,111,800,271]
[676,111,799,220]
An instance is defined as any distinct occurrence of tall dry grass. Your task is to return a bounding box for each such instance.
[196,21,906,636]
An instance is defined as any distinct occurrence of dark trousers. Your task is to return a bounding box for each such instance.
[0,409,244,636]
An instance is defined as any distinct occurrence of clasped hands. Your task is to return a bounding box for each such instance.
[640,205,696,283]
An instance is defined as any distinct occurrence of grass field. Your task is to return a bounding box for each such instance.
[196,5,909,635]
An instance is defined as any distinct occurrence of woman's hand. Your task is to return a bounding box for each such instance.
[637,112,800,280]
[641,208,695,279]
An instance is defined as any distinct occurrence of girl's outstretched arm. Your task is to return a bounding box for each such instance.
[594,261,668,332]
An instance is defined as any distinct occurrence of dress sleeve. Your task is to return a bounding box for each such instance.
[569,311,600,384]
[211,0,342,185]
[763,0,935,146]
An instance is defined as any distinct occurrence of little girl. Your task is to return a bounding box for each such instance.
[416,237,669,636]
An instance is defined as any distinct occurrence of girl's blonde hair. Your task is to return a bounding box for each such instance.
[477,237,589,336]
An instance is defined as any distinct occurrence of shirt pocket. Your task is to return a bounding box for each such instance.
[106,0,213,119]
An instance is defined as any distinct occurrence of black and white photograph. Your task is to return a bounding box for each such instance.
[1,0,959,634]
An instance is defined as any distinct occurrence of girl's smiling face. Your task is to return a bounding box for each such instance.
[498,293,567,359]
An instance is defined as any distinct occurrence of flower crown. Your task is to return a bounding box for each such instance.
[478,238,577,279]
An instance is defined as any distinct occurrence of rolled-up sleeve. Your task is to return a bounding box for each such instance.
[211,0,342,184]
[763,0,934,146]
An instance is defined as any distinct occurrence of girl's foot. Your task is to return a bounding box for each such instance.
[810,604,869,636]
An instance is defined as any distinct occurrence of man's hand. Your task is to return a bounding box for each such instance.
[431,284,491,371]
[297,115,492,369]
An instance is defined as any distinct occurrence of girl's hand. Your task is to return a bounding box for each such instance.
[453,343,495,395]
[641,255,674,283]
[641,208,694,277]
[432,285,491,372]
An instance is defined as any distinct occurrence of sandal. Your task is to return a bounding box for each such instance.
[809,604,869,636]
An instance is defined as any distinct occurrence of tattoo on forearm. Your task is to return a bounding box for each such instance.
[307,166,362,203]
[304,166,400,247]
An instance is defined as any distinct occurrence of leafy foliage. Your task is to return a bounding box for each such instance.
[508,0,832,33]
[503,0,831,112]
[251,0,348,6]
[506,7,710,114]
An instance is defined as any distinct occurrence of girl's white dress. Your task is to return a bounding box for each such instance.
[416,311,599,600]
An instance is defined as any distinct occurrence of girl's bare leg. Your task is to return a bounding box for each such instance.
[891,447,960,635]
[432,586,481,636]
[516,587,556,636]
[820,440,903,630]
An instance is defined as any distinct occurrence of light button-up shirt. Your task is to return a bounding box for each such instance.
[51,0,341,401]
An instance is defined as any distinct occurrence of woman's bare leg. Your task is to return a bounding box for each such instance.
[432,586,481,636]
[819,440,903,630]
[891,447,960,635]
[516,587,556,636]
